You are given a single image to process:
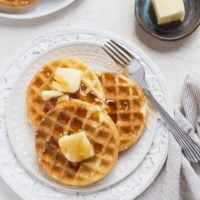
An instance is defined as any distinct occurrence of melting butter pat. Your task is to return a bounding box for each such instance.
[58,131,94,163]
[52,68,83,93]
[152,0,185,25]
[57,95,69,103]
[41,90,63,101]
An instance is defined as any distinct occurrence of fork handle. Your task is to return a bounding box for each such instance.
[143,88,200,163]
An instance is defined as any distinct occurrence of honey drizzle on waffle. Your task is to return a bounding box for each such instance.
[43,82,103,115]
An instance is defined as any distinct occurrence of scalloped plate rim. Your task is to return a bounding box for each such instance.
[0,29,170,200]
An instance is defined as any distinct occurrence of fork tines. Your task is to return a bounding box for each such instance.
[102,40,134,67]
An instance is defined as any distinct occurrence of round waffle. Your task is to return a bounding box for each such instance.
[27,58,105,128]
[0,0,37,7]
[98,72,147,152]
[35,100,119,186]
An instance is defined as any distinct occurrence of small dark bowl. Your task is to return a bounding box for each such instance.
[135,0,200,41]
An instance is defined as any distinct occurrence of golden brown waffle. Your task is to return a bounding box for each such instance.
[0,0,37,7]
[98,72,147,152]
[27,58,105,128]
[35,100,119,186]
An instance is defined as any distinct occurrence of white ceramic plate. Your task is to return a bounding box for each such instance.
[0,29,170,200]
[6,41,157,193]
[0,0,75,20]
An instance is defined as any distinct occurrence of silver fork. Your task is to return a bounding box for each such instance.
[102,40,200,163]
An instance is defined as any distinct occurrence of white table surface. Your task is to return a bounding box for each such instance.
[0,0,200,199]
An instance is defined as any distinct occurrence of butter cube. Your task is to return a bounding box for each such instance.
[52,68,83,93]
[41,90,63,101]
[58,131,94,163]
[152,0,185,25]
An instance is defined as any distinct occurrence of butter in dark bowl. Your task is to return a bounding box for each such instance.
[135,0,200,41]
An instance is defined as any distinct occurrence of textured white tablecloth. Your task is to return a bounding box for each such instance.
[1,0,200,199]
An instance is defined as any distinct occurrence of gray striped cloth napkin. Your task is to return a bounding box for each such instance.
[136,73,200,200]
